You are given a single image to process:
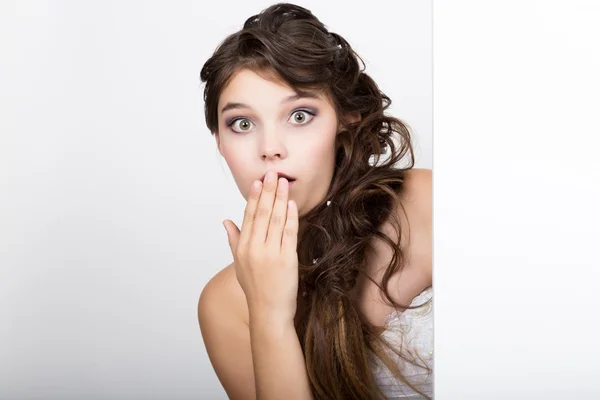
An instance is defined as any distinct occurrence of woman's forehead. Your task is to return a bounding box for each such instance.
[218,68,331,111]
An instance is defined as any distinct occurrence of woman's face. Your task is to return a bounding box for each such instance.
[215,68,339,216]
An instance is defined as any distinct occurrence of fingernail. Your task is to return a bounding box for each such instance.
[266,170,276,183]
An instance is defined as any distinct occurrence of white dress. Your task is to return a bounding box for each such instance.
[371,287,433,399]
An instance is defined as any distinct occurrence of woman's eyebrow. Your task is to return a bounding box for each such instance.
[220,92,320,114]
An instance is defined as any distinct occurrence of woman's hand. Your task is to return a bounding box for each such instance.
[223,170,299,324]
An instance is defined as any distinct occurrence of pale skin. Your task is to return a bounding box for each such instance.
[197,69,432,399]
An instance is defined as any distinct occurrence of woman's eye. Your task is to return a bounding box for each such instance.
[289,110,314,125]
[230,118,254,133]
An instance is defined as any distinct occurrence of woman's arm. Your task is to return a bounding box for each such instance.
[248,311,313,399]
[198,265,313,400]
[198,265,256,399]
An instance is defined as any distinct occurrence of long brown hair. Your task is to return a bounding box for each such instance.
[200,3,431,399]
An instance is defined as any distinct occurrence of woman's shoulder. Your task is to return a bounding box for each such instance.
[374,168,431,280]
[399,168,431,211]
[198,263,249,327]
[197,265,257,398]
[355,168,431,322]
[397,168,432,280]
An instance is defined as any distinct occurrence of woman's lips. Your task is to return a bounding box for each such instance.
[260,172,296,183]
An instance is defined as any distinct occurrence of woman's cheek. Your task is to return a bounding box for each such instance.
[308,136,337,168]
[221,147,251,199]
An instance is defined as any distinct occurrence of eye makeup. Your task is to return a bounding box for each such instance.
[292,107,318,118]
[224,106,319,132]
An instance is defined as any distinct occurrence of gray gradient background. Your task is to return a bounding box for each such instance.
[1,0,431,399]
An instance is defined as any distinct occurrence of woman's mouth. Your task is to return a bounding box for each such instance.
[260,172,296,185]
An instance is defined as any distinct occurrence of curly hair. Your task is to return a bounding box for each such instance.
[200,3,430,399]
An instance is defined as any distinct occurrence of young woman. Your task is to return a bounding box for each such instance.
[197,3,432,399]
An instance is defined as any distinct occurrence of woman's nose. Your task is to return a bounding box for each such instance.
[259,128,288,160]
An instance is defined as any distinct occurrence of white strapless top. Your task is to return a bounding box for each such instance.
[371,287,433,399]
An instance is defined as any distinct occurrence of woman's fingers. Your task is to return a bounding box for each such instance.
[266,177,289,248]
[281,200,299,262]
[234,171,296,264]
[223,219,241,254]
[251,171,278,243]
[239,179,263,248]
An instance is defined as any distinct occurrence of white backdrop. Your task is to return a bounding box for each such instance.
[1,1,431,399]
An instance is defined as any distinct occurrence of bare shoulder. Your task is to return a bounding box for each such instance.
[369,168,432,281]
[400,168,431,223]
[356,168,432,321]
[197,263,255,399]
[398,168,432,280]
[198,263,248,325]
